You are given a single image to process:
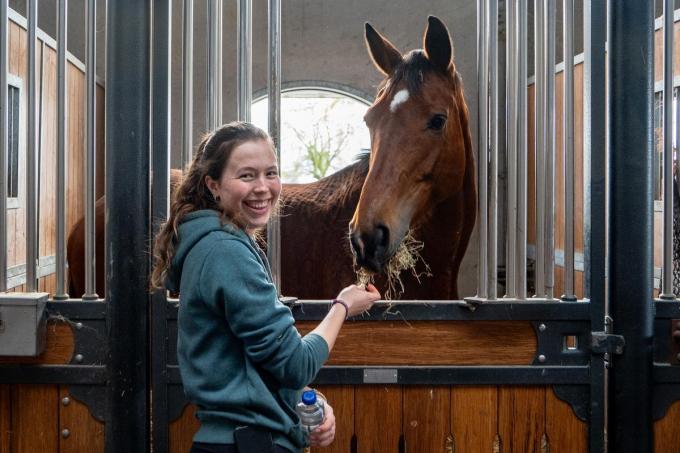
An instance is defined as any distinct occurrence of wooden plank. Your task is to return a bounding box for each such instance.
[403,386,450,453]
[355,385,402,453]
[498,386,546,453]
[0,385,10,453]
[169,403,200,453]
[296,321,536,365]
[310,385,354,453]
[451,386,497,452]
[655,399,680,453]
[545,387,587,453]
[0,321,74,364]
[12,385,59,453]
[59,386,104,453]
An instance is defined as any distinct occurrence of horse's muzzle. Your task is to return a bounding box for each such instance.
[350,224,390,273]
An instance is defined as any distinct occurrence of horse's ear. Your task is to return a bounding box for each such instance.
[423,16,452,72]
[365,22,403,76]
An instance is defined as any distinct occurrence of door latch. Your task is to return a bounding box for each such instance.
[590,331,625,355]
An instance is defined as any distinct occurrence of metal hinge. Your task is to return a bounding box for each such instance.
[590,331,625,355]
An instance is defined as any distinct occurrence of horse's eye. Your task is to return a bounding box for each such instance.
[427,114,447,131]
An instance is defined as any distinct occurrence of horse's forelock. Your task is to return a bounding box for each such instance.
[379,50,455,100]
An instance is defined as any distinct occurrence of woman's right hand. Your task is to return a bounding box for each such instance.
[335,284,381,317]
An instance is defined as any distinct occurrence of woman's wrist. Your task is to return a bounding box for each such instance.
[330,299,349,320]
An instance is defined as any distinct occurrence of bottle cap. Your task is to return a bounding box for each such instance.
[301,390,317,405]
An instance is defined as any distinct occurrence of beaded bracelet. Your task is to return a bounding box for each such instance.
[330,299,349,320]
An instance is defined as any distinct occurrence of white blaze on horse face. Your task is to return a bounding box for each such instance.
[389,89,410,112]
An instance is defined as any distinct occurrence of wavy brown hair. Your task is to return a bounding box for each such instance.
[150,121,272,289]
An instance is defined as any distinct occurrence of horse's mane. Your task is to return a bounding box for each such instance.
[281,154,369,212]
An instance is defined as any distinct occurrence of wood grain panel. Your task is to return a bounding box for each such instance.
[310,385,354,453]
[403,386,450,453]
[170,403,200,453]
[545,387,587,453]
[297,321,536,365]
[655,399,680,453]
[498,386,546,453]
[0,385,9,453]
[355,385,402,453]
[451,386,497,453]
[0,321,74,364]
[59,386,105,453]
[12,385,59,453]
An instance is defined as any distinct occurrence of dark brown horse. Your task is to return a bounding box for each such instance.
[280,16,475,300]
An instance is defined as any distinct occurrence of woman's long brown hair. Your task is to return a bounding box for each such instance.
[150,121,271,289]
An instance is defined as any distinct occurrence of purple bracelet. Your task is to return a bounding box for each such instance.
[330,299,349,320]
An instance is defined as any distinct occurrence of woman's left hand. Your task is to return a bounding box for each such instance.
[309,401,336,447]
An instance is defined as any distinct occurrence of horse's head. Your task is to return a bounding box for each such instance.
[349,16,472,273]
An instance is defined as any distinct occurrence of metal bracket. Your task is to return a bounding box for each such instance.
[590,331,625,355]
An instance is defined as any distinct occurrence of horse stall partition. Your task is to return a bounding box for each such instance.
[1,1,680,453]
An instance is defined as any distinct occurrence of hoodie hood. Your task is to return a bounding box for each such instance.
[165,209,249,292]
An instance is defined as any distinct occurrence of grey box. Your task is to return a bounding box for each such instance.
[0,292,48,356]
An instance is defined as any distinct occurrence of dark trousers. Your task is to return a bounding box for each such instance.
[190,442,295,453]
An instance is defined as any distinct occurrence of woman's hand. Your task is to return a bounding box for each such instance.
[309,401,336,447]
[336,283,381,317]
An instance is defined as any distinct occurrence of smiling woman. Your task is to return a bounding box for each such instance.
[251,89,371,183]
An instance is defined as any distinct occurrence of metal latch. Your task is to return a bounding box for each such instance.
[591,331,625,355]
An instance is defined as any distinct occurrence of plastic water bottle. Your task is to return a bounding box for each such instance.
[296,390,325,434]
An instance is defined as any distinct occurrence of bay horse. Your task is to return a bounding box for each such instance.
[67,16,475,300]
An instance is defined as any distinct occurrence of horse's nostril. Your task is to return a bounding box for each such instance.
[375,224,390,249]
[350,233,365,258]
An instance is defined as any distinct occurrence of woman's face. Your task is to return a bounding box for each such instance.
[206,139,281,232]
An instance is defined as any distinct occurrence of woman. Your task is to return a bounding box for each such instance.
[151,122,380,453]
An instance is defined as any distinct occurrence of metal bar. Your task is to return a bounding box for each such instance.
[181,0,193,169]
[662,0,675,299]
[83,0,97,299]
[0,0,7,292]
[534,0,546,297]
[654,299,680,318]
[476,0,488,299]
[105,1,151,451]
[583,1,607,451]
[0,365,107,384]
[267,0,282,291]
[488,0,498,300]
[47,300,107,319]
[54,0,68,299]
[654,364,680,383]
[562,0,576,301]
[207,0,220,129]
[544,0,556,299]
[607,1,654,450]
[237,0,252,122]
[26,0,37,291]
[505,0,517,298]
[517,0,528,299]
[150,0,171,451]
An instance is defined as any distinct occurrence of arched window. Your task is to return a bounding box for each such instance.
[252,88,371,183]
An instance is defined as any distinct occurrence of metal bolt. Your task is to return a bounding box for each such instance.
[74,354,84,363]
[61,429,70,439]
[75,322,83,330]
[538,323,547,332]
[538,354,546,363]
[61,397,71,406]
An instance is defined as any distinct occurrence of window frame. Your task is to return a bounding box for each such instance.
[6,72,24,210]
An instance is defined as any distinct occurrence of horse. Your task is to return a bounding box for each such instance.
[279,16,475,300]
[67,16,475,301]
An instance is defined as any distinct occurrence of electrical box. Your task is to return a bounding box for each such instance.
[0,292,48,356]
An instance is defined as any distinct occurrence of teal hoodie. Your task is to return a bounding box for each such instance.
[167,210,329,451]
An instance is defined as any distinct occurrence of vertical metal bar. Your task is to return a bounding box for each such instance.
[207,0,219,130]
[54,0,69,299]
[237,0,252,122]
[150,0,171,450]
[544,0,556,299]
[267,0,281,291]
[215,0,222,126]
[517,0,528,300]
[181,0,193,169]
[0,0,7,292]
[83,0,97,299]
[534,0,546,297]
[488,0,498,300]
[505,0,517,299]
[608,1,654,450]
[476,0,489,299]
[662,0,675,299]
[26,0,37,292]
[105,1,150,451]
[562,0,576,301]
[583,0,607,450]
